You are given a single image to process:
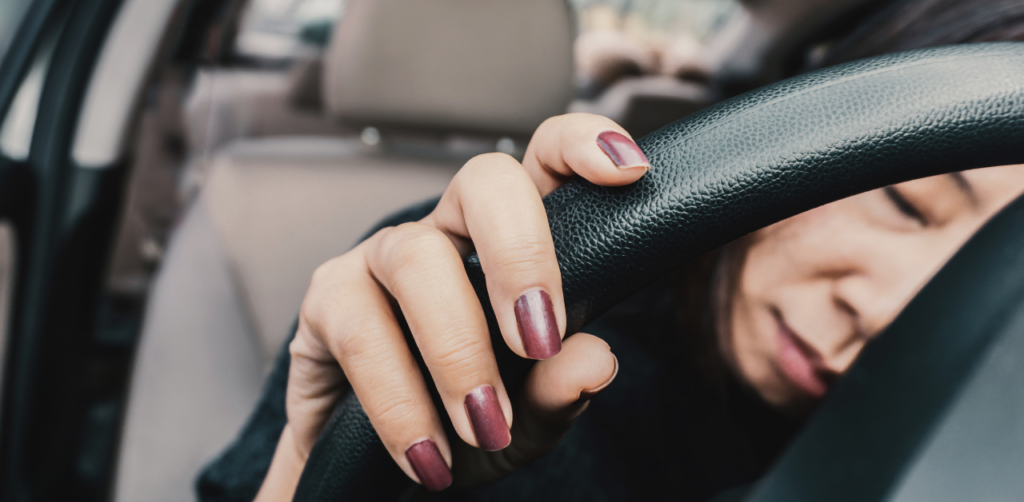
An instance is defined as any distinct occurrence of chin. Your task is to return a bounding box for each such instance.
[770,389,819,417]
[746,362,820,416]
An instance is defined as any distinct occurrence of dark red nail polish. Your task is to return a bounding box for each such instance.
[515,290,561,359]
[405,439,452,491]
[464,385,511,451]
[597,130,649,168]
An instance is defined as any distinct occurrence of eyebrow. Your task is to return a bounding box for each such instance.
[949,172,979,207]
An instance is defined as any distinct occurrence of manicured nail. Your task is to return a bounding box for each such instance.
[515,289,561,359]
[597,131,650,169]
[405,439,452,492]
[464,385,511,451]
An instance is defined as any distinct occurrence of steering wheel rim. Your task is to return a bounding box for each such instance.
[294,42,1024,501]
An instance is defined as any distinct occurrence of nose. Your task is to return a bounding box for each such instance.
[818,331,866,376]
[832,258,936,341]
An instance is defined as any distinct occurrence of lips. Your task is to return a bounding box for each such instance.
[772,310,834,398]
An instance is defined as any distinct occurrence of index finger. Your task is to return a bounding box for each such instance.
[523,113,650,195]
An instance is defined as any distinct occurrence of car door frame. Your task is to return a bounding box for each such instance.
[0,0,132,499]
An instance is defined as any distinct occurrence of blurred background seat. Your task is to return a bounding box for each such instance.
[181,62,348,168]
[113,0,574,500]
[567,3,719,138]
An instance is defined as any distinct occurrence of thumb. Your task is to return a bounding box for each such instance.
[453,334,618,486]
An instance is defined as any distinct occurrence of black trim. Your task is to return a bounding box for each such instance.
[0,0,62,122]
[0,0,129,499]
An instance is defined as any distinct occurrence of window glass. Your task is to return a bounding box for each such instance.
[0,0,33,63]
[235,0,345,61]
[572,0,737,41]
[0,25,59,161]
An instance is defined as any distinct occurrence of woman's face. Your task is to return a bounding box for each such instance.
[729,165,1024,413]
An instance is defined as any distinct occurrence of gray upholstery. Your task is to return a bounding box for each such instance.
[201,138,461,358]
[115,199,265,502]
[183,69,348,161]
[115,139,460,500]
[323,0,574,137]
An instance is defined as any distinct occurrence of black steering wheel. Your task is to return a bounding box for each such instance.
[294,43,1024,501]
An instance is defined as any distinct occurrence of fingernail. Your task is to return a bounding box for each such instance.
[596,131,650,169]
[464,385,511,451]
[515,289,561,359]
[405,439,453,492]
[579,354,619,401]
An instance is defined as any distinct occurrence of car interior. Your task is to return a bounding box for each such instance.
[117,1,574,499]
[0,0,1022,501]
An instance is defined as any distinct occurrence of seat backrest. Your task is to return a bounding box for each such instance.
[323,0,575,138]
[212,0,576,356]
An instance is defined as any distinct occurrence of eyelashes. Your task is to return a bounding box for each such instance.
[884,186,928,226]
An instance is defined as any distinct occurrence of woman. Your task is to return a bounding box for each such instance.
[198,1,1024,500]
[248,122,1024,499]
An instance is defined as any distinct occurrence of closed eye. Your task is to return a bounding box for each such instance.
[884,186,927,226]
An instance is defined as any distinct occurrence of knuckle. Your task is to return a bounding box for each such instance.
[377,222,453,272]
[466,151,518,169]
[309,253,353,289]
[565,111,616,129]
[301,254,365,332]
[534,114,567,137]
[456,153,523,187]
[333,316,393,363]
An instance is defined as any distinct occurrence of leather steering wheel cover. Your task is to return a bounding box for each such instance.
[537,42,1024,335]
[294,43,1024,500]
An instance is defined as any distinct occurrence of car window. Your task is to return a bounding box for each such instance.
[572,0,736,41]
[0,0,33,64]
[0,17,61,161]
[235,0,345,61]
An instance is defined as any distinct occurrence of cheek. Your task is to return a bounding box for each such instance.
[739,221,820,304]
[725,204,853,405]
[729,287,775,380]
[727,247,794,405]
[746,203,864,287]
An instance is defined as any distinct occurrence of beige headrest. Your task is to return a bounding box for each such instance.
[323,0,574,138]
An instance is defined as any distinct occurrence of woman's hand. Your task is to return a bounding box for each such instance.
[256,114,649,499]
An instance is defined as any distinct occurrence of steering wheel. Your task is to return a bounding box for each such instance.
[293,43,1024,501]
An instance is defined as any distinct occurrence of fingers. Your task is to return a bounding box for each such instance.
[452,333,619,485]
[366,223,513,452]
[424,114,647,363]
[258,317,352,499]
[259,113,640,497]
[426,153,565,361]
[522,113,649,195]
[522,333,618,424]
[286,250,455,493]
[255,426,304,501]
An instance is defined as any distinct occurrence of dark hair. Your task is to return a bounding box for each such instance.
[819,0,1024,68]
